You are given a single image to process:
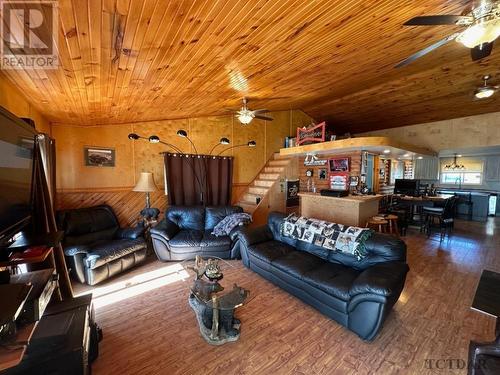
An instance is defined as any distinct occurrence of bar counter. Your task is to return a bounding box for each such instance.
[298,192,383,227]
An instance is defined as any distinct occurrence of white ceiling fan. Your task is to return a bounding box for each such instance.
[227,98,274,125]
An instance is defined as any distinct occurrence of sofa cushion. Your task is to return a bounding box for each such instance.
[200,231,231,251]
[169,230,203,248]
[63,205,119,236]
[205,206,243,230]
[84,238,146,269]
[166,206,205,231]
[247,240,295,263]
[64,227,118,247]
[271,251,324,279]
[302,262,360,301]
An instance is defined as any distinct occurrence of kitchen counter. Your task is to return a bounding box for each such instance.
[298,192,383,226]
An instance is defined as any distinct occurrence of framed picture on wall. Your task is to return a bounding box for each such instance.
[329,157,350,172]
[84,146,115,167]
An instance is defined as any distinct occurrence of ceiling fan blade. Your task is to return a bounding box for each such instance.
[253,109,270,114]
[471,42,494,61]
[254,115,273,121]
[395,33,460,68]
[404,15,473,26]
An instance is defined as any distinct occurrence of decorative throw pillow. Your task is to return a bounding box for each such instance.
[212,213,252,237]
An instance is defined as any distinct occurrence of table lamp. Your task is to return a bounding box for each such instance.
[133,172,158,208]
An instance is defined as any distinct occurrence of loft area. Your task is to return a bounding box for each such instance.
[1,1,500,374]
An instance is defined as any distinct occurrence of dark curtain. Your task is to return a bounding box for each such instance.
[164,153,233,206]
[31,134,73,299]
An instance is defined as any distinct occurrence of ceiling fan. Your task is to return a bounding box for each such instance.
[396,0,500,68]
[227,98,273,125]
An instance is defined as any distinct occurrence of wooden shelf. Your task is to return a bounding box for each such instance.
[280,136,436,158]
[0,247,53,268]
[0,322,38,371]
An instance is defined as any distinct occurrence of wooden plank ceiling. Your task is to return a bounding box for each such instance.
[1,0,499,133]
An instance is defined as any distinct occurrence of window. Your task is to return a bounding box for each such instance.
[439,157,484,185]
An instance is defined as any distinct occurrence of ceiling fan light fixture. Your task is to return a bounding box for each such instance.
[475,86,496,98]
[238,112,254,125]
[457,19,500,48]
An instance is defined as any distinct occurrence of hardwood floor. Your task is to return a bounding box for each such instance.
[74,219,500,375]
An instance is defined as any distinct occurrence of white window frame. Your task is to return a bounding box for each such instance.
[439,158,484,186]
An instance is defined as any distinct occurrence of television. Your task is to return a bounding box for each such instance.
[0,106,36,245]
[394,179,420,196]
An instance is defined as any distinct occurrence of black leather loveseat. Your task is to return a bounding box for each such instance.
[239,212,409,341]
[150,205,244,261]
[57,205,148,285]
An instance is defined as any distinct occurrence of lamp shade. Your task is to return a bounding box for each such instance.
[133,172,158,192]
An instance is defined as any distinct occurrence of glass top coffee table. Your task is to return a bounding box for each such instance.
[181,256,252,345]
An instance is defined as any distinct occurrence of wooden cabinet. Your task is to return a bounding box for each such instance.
[485,156,500,181]
[414,157,439,180]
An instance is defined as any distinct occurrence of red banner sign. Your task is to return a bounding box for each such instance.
[296,122,326,146]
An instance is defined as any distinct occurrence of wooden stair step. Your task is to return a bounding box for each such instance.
[268,160,290,167]
[254,179,274,187]
[264,167,284,173]
[259,173,280,180]
[248,186,268,195]
[273,153,290,160]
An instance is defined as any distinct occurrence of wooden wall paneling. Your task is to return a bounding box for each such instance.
[52,124,135,190]
[132,119,191,187]
[55,190,167,227]
[0,74,51,134]
[265,111,290,161]
[231,119,266,184]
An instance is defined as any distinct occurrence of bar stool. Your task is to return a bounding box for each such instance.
[366,217,388,233]
[386,214,399,236]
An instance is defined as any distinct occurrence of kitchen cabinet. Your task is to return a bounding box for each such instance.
[414,157,439,180]
[485,156,500,181]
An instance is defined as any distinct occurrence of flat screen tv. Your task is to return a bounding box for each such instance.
[394,179,420,196]
[0,106,36,244]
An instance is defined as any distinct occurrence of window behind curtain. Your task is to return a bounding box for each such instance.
[439,157,484,185]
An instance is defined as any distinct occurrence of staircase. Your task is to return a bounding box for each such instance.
[236,153,297,224]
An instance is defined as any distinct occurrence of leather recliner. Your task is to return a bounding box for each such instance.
[150,205,244,261]
[238,212,410,341]
[57,205,148,286]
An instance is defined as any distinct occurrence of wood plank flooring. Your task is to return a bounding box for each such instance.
[74,218,500,375]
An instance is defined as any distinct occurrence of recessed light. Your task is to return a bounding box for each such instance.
[457,154,462,157]
[383,149,391,154]
[417,156,423,160]
[403,153,410,157]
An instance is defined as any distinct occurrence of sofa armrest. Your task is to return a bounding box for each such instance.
[115,226,145,240]
[63,245,89,284]
[238,225,273,248]
[64,245,89,257]
[150,219,180,241]
[228,221,250,242]
[349,262,409,298]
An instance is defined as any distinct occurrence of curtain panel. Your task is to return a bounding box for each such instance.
[164,153,233,206]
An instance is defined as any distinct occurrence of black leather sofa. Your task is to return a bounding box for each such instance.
[238,212,409,341]
[150,206,244,261]
[57,205,148,286]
